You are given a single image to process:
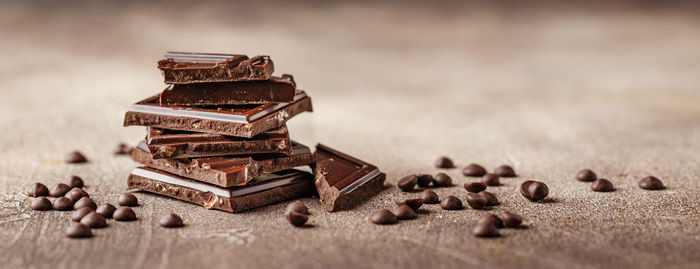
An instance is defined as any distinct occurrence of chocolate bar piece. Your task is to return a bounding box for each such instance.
[127,167,315,213]
[123,90,312,138]
[145,125,291,159]
[160,75,296,105]
[157,52,274,84]
[313,144,386,212]
[131,140,314,187]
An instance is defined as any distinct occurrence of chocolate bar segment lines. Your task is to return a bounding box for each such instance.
[158,52,274,84]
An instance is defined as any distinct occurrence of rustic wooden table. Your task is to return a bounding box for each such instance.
[1,1,699,268]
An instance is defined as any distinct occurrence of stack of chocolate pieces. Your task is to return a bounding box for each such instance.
[123,52,385,212]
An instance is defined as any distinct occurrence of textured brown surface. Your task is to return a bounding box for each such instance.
[1,1,700,269]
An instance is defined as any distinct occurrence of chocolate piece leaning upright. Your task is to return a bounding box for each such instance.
[123,90,312,138]
[157,52,274,84]
[160,75,296,105]
[313,144,386,212]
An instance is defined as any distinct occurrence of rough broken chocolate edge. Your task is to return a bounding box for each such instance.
[126,172,315,213]
[148,133,292,159]
[123,97,312,138]
[314,161,386,212]
[160,56,275,84]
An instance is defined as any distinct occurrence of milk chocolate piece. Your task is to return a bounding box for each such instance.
[313,144,386,212]
[127,167,315,213]
[160,75,296,105]
[145,126,291,159]
[158,52,274,84]
[123,91,312,138]
[131,141,314,187]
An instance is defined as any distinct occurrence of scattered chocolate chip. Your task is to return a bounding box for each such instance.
[159,213,184,228]
[500,211,523,228]
[440,196,463,210]
[464,182,487,193]
[472,222,500,238]
[286,211,309,227]
[416,174,433,188]
[435,156,455,168]
[481,173,500,186]
[28,183,49,197]
[52,196,74,211]
[370,209,398,225]
[31,197,52,211]
[397,175,418,192]
[476,214,504,228]
[74,197,97,210]
[395,198,423,211]
[520,180,549,201]
[591,178,614,192]
[391,204,417,220]
[576,169,597,182]
[65,223,92,238]
[118,193,138,206]
[71,207,94,222]
[478,191,499,206]
[65,187,89,202]
[494,165,516,177]
[96,204,117,218]
[67,175,84,188]
[65,151,88,163]
[465,193,487,209]
[462,163,487,177]
[432,173,452,187]
[49,183,71,197]
[113,207,137,221]
[80,212,107,228]
[639,176,664,190]
[420,189,440,204]
[114,143,132,155]
[285,201,309,215]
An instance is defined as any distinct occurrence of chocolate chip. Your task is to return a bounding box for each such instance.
[30,197,52,211]
[286,211,309,227]
[113,207,137,221]
[71,207,94,221]
[80,212,107,228]
[52,197,74,211]
[159,213,184,228]
[465,193,487,209]
[118,193,138,206]
[472,222,500,238]
[476,214,504,228]
[478,191,499,206]
[65,187,89,202]
[432,173,452,187]
[65,223,92,238]
[395,198,423,211]
[591,178,614,192]
[49,183,71,197]
[96,204,117,218]
[65,151,88,163]
[397,175,418,192]
[74,197,97,210]
[435,156,455,168]
[494,165,516,177]
[440,196,463,210]
[464,182,487,193]
[520,180,549,201]
[28,183,49,197]
[114,143,132,155]
[285,201,309,215]
[67,175,84,188]
[639,176,664,190]
[481,173,500,186]
[420,189,440,204]
[500,211,523,228]
[370,209,398,225]
[391,204,417,220]
[416,174,433,188]
[576,169,597,182]
[462,163,487,177]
